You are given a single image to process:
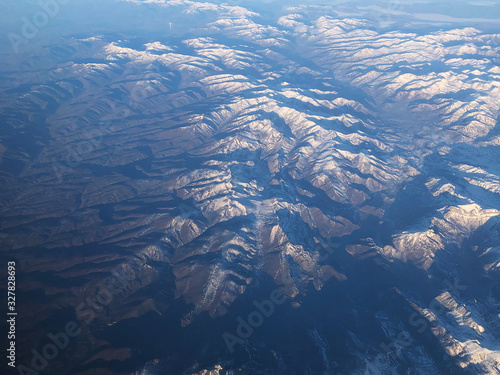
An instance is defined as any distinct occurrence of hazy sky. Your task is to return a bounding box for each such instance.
[1,0,499,55]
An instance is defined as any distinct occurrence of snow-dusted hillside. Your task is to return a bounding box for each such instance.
[0,1,499,374]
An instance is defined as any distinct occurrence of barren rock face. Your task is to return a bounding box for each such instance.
[1,1,499,374]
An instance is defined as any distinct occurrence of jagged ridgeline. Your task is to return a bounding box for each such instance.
[0,1,499,374]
